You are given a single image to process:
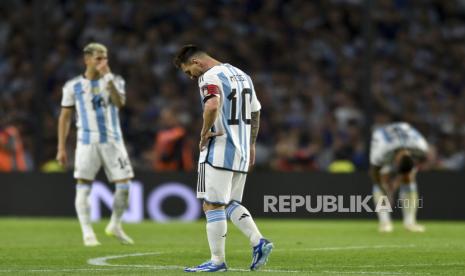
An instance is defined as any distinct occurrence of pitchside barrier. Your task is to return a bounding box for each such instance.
[0,172,464,221]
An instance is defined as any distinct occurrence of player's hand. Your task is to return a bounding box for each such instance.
[56,149,68,167]
[96,59,111,76]
[249,145,256,168]
[199,132,223,151]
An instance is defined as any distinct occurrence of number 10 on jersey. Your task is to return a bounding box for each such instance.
[227,88,251,125]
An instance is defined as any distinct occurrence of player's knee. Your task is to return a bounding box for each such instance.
[203,201,225,212]
[114,178,131,184]
[75,184,91,207]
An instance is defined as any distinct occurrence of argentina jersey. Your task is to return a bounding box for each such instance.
[370,122,428,166]
[61,75,125,144]
[198,63,261,173]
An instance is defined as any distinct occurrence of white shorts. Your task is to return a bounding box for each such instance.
[74,142,134,182]
[197,162,247,205]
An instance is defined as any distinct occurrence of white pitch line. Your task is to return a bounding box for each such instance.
[2,245,462,274]
[84,248,456,274]
[0,268,152,273]
[0,267,435,275]
[88,252,185,270]
[87,252,160,266]
[87,252,301,273]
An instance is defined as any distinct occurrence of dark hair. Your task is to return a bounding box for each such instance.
[397,154,414,173]
[173,44,204,68]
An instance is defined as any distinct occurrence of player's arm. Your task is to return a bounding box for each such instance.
[370,165,392,190]
[370,164,397,201]
[198,83,223,151]
[199,96,221,151]
[56,107,74,166]
[96,60,125,108]
[201,97,220,136]
[251,111,260,145]
[249,111,260,167]
[107,77,125,108]
[248,76,262,168]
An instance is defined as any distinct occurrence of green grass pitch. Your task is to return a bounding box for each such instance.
[1,218,464,275]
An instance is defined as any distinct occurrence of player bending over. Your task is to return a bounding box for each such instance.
[370,122,429,233]
[57,43,134,246]
[174,45,273,272]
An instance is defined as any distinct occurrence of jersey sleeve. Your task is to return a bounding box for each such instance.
[415,136,429,153]
[61,82,75,107]
[198,73,221,103]
[409,127,429,156]
[248,76,261,112]
[113,75,126,96]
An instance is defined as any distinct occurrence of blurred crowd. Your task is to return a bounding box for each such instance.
[0,0,464,172]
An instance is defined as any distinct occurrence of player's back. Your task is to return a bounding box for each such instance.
[377,122,425,147]
[198,64,261,173]
[370,122,428,166]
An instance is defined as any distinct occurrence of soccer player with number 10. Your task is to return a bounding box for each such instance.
[174,45,273,272]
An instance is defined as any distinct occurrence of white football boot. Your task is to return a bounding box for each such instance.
[105,224,134,245]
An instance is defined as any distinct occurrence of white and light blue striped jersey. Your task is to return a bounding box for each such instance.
[198,63,261,173]
[61,75,125,145]
[370,122,428,166]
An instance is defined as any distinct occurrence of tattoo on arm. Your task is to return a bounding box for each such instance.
[250,111,260,145]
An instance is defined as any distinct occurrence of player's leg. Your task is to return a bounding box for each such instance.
[74,144,101,246]
[227,172,273,270]
[185,163,229,272]
[398,169,425,232]
[104,178,134,244]
[373,168,393,232]
[226,173,263,247]
[373,185,393,232]
[75,179,100,246]
[226,200,264,246]
[101,142,135,244]
[202,201,227,269]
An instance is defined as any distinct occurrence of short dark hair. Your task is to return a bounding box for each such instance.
[397,154,415,173]
[173,44,204,68]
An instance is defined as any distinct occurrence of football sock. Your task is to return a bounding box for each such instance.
[226,201,263,247]
[109,182,130,228]
[205,209,227,265]
[400,182,418,225]
[75,184,94,237]
[373,184,391,224]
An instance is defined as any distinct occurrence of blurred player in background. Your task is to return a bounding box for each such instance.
[56,43,134,246]
[174,45,273,272]
[370,122,429,233]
